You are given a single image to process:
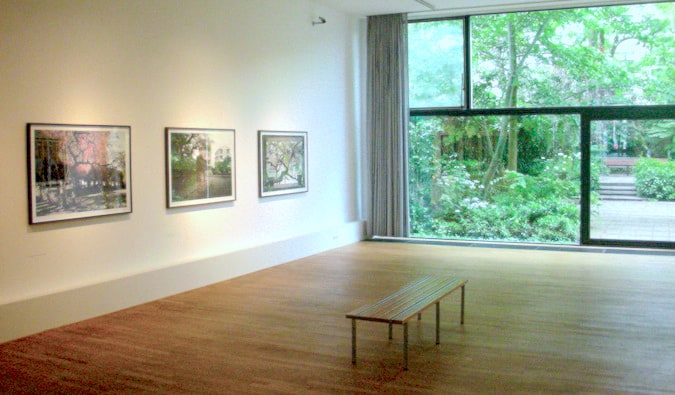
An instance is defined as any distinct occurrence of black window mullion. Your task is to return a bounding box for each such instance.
[579,112,592,245]
[463,16,471,110]
[410,105,675,119]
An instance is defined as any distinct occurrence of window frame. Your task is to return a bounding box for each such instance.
[407,17,467,110]
[407,4,675,249]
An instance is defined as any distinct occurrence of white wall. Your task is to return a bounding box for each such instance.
[0,0,365,342]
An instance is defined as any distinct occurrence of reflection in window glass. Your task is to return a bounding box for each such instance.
[408,19,464,108]
[470,3,674,108]
[409,114,580,243]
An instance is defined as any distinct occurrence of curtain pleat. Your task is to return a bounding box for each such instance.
[367,13,409,237]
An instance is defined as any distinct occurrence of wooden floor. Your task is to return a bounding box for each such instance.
[1,241,674,394]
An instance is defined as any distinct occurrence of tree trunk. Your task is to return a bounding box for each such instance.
[482,20,518,196]
[507,87,519,171]
[481,117,510,197]
[480,123,494,160]
[481,16,551,197]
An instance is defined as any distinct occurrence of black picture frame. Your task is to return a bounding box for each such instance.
[27,123,132,224]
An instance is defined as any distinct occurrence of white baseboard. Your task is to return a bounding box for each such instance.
[0,221,366,343]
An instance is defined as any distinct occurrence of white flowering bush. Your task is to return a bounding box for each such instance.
[411,149,584,243]
[635,159,675,200]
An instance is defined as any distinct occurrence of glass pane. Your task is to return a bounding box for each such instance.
[590,119,675,242]
[409,114,580,243]
[471,3,675,108]
[408,19,464,108]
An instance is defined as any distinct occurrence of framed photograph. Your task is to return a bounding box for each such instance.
[166,127,236,208]
[258,130,308,197]
[27,123,132,224]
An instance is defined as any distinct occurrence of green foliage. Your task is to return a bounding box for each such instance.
[409,117,442,232]
[631,2,675,105]
[212,157,231,176]
[410,129,582,243]
[409,20,464,107]
[517,118,552,175]
[170,133,208,201]
[409,115,592,243]
[408,3,673,243]
[470,4,674,108]
[643,120,675,157]
[634,159,675,200]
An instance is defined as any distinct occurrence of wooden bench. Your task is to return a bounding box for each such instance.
[346,276,467,370]
[604,156,666,173]
[605,157,639,173]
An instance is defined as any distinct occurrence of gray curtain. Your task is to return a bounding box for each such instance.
[367,13,409,237]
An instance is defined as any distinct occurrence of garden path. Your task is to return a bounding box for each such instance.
[591,199,675,242]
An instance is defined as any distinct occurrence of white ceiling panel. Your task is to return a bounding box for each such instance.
[312,0,430,15]
[313,0,660,17]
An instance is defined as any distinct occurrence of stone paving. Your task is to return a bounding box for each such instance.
[590,200,675,242]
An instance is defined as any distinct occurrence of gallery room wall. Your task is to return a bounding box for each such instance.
[0,0,365,341]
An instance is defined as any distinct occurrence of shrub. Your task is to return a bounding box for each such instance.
[634,159,675,201]
[410,153,581,243]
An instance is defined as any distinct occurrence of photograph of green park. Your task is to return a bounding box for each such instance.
[167,128,235,208]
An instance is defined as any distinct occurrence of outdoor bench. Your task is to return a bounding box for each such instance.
[605,157,639,173]
[346,276,467,370]
[604,156,666,173]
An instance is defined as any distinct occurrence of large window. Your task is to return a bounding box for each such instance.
[470,5,674,108]
[408,2,675,248]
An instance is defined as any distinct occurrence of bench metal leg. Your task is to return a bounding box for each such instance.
[460,285,465,325]
[435,302,440,345]
[351,319,357,365]
[403,322,409,370]
[418,313,422,320]
[389,322,393,340]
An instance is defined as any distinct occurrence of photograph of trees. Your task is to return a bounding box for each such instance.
[167,128,235,207]
[28,124,131,224]
[259,131,307,197]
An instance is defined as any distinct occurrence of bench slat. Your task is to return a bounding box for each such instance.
[391,278,466,323]
[370,278,457,322]
[351,278,446,320]
[346,276,467,324]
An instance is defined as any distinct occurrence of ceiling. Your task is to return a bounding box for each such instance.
[313,0,653,16]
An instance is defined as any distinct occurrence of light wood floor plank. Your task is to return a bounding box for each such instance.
[1,241,674,393]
